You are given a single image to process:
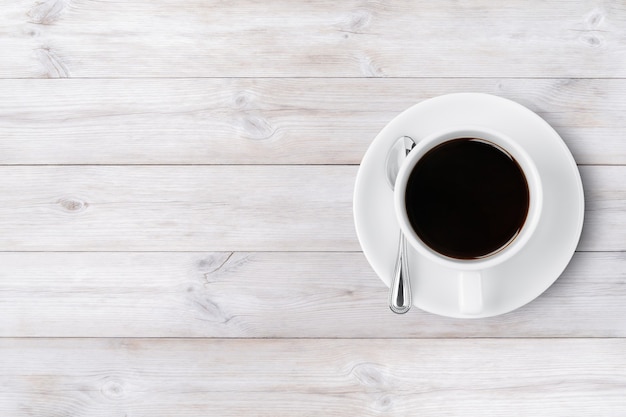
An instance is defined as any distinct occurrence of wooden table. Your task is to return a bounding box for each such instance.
[2,1,626,415]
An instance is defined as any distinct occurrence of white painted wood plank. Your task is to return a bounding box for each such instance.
[0,252,624,338]
[0,0,625,78]
[0,165,356,251]
[1,338,625,416]
[0,78,625,165]
[0,165,618,251]
[579,165,626,251]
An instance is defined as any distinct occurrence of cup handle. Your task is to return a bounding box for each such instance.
[458,271,482,315]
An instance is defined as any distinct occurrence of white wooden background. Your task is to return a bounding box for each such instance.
[1,0,626,415]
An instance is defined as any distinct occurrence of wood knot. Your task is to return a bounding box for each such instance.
[36,46,70,78]
[28,0,69,25]
[351,362,387,388]
[348,10,372,32]
[234,90,254,109]
[586,8,605,27]
[238,113,276,140]
[581,34,602,47]
[58,197,88,212]
[373,394,394,412]
[189,293,234,325]
[359,55,385,77]
[100,377,126,400]
[197,252,233,275]
[200,253,250,285]
[24,27,41,37]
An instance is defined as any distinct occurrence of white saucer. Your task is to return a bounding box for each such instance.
[353,93,584,318]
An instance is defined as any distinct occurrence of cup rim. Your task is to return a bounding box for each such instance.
[393,125,544,271]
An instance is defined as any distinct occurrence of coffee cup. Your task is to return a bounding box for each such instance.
[393,126,543,315]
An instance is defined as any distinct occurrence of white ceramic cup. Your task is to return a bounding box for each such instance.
[394,126,543,315]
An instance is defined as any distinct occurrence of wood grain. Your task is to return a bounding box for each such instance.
[1,252,625,338]
[1,0,625,78]
[0,78,625,165]
[0,0,624,413]
[2,338,625,416]
[0,165,355,251]
[0,165,619,251]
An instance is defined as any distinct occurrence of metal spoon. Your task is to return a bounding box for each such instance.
[386,136,416,314]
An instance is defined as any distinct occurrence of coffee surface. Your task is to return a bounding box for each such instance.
[405,138,529,259]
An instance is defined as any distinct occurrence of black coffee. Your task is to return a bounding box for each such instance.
[405,138,529,260]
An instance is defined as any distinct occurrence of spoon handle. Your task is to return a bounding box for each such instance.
[389,232,411,314]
